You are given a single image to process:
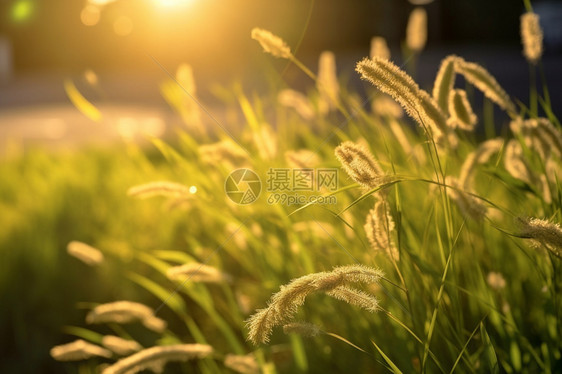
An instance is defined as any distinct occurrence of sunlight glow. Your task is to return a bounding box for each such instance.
[11,0,34,22]
[155,0,196,9]
[189,186,197,194]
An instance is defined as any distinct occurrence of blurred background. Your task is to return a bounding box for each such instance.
[0,0,561,153]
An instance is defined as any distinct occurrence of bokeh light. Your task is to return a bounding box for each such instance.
[80,5,101,26]
[113,16,134,36]
[11,0,34,23]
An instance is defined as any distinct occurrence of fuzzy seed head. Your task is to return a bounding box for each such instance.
[67,241,104,266]
[406,7,427,52]
[167,262,230,283]
[454,58,516,114]
[518,217,562,256]
[433,55,459,114]
[102,336,142,356]
[447,89,477,131]
[356,57,447,141]
[521,12,543,64]
[246,265,382,345]
[504,140,533,184]
[317,51,340,112]
[511,117,562,160]
[224,354,260,374]
[459,138,503,188]
[101,344,213,374]
[364,201,399,261]
[335,141,385,190]
[325,286,381,313]
[50,339,112,361]
[251,28,292,59]
[86,301,167,333]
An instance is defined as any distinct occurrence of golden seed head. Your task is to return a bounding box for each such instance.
[86,301,167,333]
[454,58,516,114]
[447,89,477,131]
[224,353,260,374]
[518,217,562,256]
[246,265,382,345]
[356,57,446,140]
[520,12,543,64]
[167,262,230,283]
[50,339,112,361]
[335,141,385,190]
[102,336,142,356]
[67,241,104,266]
[504,139,533,184]
[364,201,399,261]
[459,138,503,188]
[251,28,292,59]
[406,7,427,52]
[317,50,340,113]
[432,55,460,114]
[101,344,214,374]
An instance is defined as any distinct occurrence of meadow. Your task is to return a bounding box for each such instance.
[1,1,561,373]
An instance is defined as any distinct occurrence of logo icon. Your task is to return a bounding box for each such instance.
[225,169,261,204]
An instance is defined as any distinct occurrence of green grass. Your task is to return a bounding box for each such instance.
[2,5,562,374]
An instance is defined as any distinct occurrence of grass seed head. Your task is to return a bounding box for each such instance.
[67,241,104,266]
[454,58,516,114]
[224,353,260,374]
[447,89,477,131]
[101,344,213,374]
[364,201,399,261]
[432,55,460,113]
[406,7,427,52]
[520,12,543,64]
[335,141,385,191]
[246,265,382,345]
[317,50,340,113]
[251,28,292,59]
[167,262,231,283]
[518,217,562,256]
[102,336,142,356]
[50,339,112,361]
